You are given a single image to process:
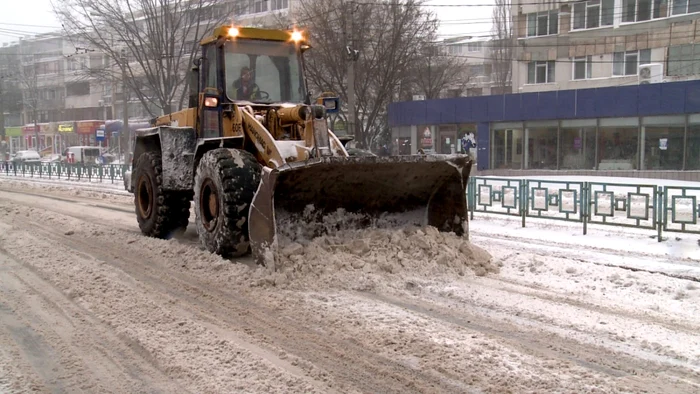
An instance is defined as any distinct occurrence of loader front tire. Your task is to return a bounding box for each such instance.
[194,148,261,257]
[133,151,191,238]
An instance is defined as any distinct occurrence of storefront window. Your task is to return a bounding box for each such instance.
[417,125,435,154]
[560,120,596,170]
[438,124,457,154]
[642,116,684,171]
[525,122,558,169]
[598,117,639,170]
[394,126,412,155]
[687,115,700,170]
[492,123,523,169]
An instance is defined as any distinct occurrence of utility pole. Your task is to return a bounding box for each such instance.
[31,55,39,153]
[347,58,356,140]
[345,1,359,146]
[0,74,5,139]
[0,73,6,161]
[121,48,128,162]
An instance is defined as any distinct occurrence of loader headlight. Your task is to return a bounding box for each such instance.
[291,30,303,42]
[228,27,239,37]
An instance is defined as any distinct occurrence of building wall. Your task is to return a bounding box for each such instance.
[511,0,700,93]
[388,80,700,176]
[442,38,512,97]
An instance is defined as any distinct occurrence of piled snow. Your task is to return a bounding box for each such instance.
[258,206,498,290]
[0,178,132,205]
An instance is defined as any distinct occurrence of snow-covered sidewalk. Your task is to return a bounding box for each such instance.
[0,175,129,196]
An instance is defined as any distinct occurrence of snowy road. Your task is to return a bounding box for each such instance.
[0,180,699,393]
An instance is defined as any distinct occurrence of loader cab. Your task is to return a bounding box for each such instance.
[195,26,311,139]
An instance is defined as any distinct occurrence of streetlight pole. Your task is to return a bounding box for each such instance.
[121,48,129,163]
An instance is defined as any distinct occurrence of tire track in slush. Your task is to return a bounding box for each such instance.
[0,247,186,394]
[2,187,700,392]
[7,213,471,394]
[355,291,700,393]
[6,205,689,393]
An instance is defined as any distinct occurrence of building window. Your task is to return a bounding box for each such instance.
[526,11,558,37]
[66,82,90,96]
[573,56,593,79]
[466,88,483,97]
[469,64,485,76]
[527,61,555,84]
[622,0,672,21]
[667,44,700,76]
[251,0,267,13]
[672,0,700,15]
[467,42,483,52]
[271,0,288,11]
[613,49,651,75]
[572,0,614,30]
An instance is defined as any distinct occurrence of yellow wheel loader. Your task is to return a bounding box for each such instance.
[124,25,473,265]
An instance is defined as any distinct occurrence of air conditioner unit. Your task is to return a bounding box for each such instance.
[639,63,663,84]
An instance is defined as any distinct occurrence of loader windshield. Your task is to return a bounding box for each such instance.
[224,39,305,104]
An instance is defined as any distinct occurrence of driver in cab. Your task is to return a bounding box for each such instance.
[233,66,260,100]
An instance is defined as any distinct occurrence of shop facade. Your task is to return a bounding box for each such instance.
[76,120,102,146]
[3,126,22,154]
[7,118,135,158]
[389,80,700,178]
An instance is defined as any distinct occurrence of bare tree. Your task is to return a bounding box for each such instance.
[411,44,468,99]
[490,0,512,94]
[16,52,41,149]
[292,0,441,149]
[53,0,239,117]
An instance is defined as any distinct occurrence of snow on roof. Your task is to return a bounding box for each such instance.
[442,35,492,46]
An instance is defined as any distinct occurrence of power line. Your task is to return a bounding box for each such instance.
[438,52,700,65]
[0,22,61,29]
[358,0,698,7]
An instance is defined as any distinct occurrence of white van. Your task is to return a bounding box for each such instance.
[65,146,101,165]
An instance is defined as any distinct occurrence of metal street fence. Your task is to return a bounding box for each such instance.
[0,162,128,184]
[1,164,698,241]
[468,176,700,241]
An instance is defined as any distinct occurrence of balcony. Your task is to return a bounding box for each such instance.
[37,98,65,109]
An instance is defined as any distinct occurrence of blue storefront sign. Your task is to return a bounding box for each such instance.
[96,126,105,142]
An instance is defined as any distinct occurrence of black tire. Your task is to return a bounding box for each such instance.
[133,151,191,239]
[194,148,261,257]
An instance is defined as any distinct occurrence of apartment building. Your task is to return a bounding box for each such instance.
[443,36,513,97]
[512,0,700,92]
[388,1,700,177]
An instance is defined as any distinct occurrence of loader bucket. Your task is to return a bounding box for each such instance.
[248,154,473,267]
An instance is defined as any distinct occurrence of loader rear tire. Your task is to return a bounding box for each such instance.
[194,148,261,257]
[133,151,191,239]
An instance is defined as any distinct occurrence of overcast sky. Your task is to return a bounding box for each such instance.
[0,0,494,45]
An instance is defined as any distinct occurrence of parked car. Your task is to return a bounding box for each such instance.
[12,150,42,164]
[41,154,63,163]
